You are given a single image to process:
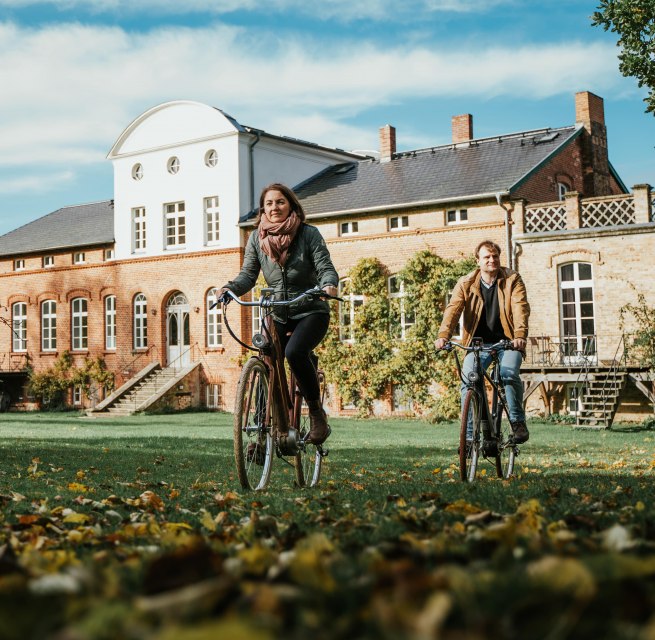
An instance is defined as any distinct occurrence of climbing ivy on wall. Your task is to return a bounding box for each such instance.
[318,250,475,420]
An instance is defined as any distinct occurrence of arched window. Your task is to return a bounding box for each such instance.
[71,298,88,350]
[41,300,57,351]
[134,294,148,349]
[12,302,27,352]
[206,288,223,347]
[105,295,116,350]
[557,182,571,201]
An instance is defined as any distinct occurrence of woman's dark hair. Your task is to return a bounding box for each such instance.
[254,183,306,226]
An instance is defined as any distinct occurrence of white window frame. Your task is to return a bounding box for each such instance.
[104,248,115,261]
[388,215,409,231]
[206,288,223,347]
[12,302,27,352]
[164,201,186,249]
[41,300,57,352]
[205,196,220,245]
[206,383,222,409]
[132,163,143,181]
[167,156,180,174]
[557,182,570,201]
[105,295,116,350]
[558,262,596,362]
[73,252,85,264]
[338,279,364,343]
[73,385,83,406]
[446,291,465,340]
[132,207,146,252]
[388,276,415,341]
[14,259,25,271]
[43,255,54,268]
[340,221,359,236]
[134,294,148,349]
[446,209,468,225]
[205,149,218,167]
[71,297,88,351]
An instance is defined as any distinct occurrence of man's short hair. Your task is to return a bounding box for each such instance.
[475,240,502,258]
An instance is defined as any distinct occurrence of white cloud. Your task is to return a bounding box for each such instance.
[0,0,516,19]
[0,171,75,194]
[0,20,623,173]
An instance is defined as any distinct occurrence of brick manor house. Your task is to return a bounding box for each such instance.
[0,91,653,425]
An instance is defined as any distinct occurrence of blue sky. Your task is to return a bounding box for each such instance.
[0,0,653,236]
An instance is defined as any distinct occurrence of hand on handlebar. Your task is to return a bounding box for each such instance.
[435,338,449,350]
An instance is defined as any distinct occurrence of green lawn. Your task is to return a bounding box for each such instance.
[0,412,654,639]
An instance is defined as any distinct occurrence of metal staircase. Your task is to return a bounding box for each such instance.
[575,336,627,429]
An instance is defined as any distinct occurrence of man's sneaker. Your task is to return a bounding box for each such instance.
[246,442,265,465]
[511,421,529,444]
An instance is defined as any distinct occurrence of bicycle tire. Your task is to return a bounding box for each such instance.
[294,370,325,487]
[233,358,273,490]
[460,389,481,482]
[495,420,517,479]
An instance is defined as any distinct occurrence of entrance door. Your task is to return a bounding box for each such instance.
[166,292,191,367]
[559,262,597,365]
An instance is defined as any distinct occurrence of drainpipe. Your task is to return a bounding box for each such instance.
[248,130,261,212]
[495,192,514,269]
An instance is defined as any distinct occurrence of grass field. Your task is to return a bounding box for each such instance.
[0,411,654,639]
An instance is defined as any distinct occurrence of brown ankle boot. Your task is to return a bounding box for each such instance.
[307,400,331,445]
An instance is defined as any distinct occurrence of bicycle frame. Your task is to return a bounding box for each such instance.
[220,287,335,489]
[444,338,519,481]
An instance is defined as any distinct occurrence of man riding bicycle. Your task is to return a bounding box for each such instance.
[435,240,530,445]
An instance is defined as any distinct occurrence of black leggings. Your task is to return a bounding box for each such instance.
[274,313,330,403]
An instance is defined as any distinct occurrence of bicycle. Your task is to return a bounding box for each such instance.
[440,338,520,482]
[218,287,338,491]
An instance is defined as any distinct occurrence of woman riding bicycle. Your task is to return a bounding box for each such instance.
[220,183,338,445]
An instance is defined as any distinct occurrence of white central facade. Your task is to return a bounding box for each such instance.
[108,100,363,260]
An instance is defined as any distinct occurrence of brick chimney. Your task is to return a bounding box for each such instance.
[575,91,610,196]
[379,124,396,163]
[452,114,473,144]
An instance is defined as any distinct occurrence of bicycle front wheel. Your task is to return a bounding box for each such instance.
[460,389,482,482]
[294,371,325,488]
[233,358,273,491]
[495,421,517,479]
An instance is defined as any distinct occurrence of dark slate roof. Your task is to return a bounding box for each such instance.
[0,200,114,258]
[291,125,582,217]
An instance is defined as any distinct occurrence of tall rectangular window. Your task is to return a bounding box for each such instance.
[134,294,148,349]
[206,288,223,347]
[41,300,57,351]
[205,196,220,244]
[132,207,146,252]
[105,295,116,350]
[164,202,186,248]
[338,279,364,342]
[71,298,88,350]
[206,383,222,409]
[43,255,54,268]
[14,259,25,271]
[389,276,415,340]
[12,302,27,352]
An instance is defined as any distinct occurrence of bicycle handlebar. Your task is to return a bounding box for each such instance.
[439,339,516,353]
[214,287,343,309]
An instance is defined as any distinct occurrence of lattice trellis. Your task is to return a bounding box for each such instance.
[524,204,566,233]
[581,197,635,228]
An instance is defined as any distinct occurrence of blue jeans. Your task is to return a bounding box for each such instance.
[461,346,525,438]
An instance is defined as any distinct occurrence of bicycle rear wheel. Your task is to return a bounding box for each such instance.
[294,370,325,488]
[460,389,482,482]
[233,358,273,490]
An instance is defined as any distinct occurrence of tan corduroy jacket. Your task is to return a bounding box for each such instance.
[438,267,530,346]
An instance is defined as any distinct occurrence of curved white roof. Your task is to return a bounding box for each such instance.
[107,100,243,158]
